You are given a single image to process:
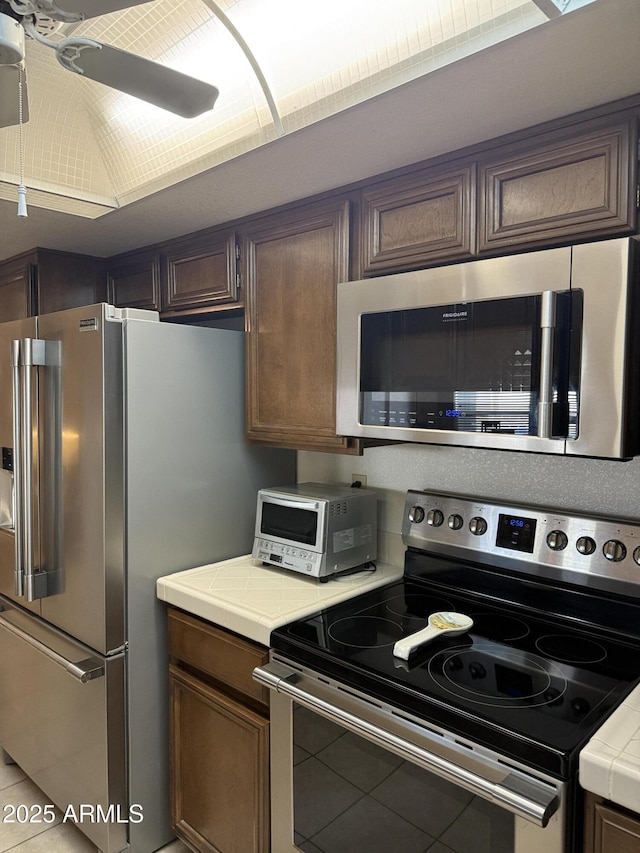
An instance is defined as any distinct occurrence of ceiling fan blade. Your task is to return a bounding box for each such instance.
[0,63,29,128]
[24,0,156,21]
[56,40,219,118]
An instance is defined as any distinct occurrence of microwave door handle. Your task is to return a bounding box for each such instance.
[11,340,23,598]
[537,291,557,440]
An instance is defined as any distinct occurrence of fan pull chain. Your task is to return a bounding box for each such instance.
[17,64,28,218]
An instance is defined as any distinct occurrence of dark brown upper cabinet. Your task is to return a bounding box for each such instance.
[361,163,476,274]
[0,249,105,321]
[478,119,637,254]
[0,254,35,321]
[160,230,240,318]
[106,248,162,312]
[244,196,359,453]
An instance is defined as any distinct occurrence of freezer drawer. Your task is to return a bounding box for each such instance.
[0,597,127,853]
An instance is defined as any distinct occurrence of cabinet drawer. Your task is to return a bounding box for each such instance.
[167,608,269,708]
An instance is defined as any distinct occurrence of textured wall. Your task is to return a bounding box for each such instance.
[298,445,640,566]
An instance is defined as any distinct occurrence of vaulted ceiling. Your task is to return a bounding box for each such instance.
[0,0,637,262]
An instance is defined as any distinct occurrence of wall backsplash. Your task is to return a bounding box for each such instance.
[297,444,640,568]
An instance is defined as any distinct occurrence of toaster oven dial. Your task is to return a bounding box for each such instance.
[426,509,444,527]
[546,530,568,551]
[634,546,640,566]
[448,514,463,530]
[603,540,627,562]
[469,517,487,536]
[408,505,425,524]
[576,536,596,556]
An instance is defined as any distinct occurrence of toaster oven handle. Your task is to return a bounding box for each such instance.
[254,662,560,828]
[263,497,319,511]
[538,290,557,439]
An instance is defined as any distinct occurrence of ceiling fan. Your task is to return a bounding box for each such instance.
[0,0,220,130]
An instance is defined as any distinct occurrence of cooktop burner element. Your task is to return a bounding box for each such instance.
[270,490,640,778]
[429,644,568,709]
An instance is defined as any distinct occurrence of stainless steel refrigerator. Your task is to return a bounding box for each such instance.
[0,304,294,853]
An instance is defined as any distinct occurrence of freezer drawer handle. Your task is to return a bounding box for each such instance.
[0,612,104,683]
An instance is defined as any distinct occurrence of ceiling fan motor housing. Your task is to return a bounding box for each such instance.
[0,12,25,64]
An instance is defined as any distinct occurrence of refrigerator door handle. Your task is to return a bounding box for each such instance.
[11,340,23,597]
[0,611,105,683]
[14,338,59,602]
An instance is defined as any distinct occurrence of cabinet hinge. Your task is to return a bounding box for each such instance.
[235,243,241,290]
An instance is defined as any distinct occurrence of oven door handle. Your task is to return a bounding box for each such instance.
[254,662,559,828]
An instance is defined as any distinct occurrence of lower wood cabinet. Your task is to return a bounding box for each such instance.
[583,792,640,853]
[167,607,270,853]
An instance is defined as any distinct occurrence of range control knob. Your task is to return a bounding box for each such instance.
[634,546,640,566]
[603,540,627,562]
[469,516,487,536]
[576,536,597,556]
[546,530,568,551]
[408,505,425,524]
[426,509,444,527]
[448,514,464,531]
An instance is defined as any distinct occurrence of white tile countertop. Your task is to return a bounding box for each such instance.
[579,683,640,812]
[156,554,403,646]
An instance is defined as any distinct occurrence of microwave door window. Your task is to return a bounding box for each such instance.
[359,296,547,437]
[261,502,318,546]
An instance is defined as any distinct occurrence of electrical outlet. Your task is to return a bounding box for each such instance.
[351,473,367,489]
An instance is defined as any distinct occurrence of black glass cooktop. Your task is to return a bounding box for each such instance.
[271,558,640,777]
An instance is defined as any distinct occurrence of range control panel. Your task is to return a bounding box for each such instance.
[402,490,640,596]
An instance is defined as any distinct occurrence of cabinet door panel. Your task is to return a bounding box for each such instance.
[593,801,640,853]
[106,250,161,311]
[362,165,475,273]
[245,198,356,451]
[161,231,239,315]
[170,665,269,853]
[479,122,636,252]
[0,256,34,320]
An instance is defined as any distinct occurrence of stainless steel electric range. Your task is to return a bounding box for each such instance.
[255,490,640,853]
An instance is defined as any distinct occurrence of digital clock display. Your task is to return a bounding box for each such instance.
[445,409,462,418]
[496,513,536,553]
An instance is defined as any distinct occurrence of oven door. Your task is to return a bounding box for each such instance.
[255,658,567,853]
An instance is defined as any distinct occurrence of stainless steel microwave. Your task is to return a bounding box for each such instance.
[337,237,640,459]
[252,483,377,579]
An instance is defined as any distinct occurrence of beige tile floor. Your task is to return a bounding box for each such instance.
[0,762,188,853]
